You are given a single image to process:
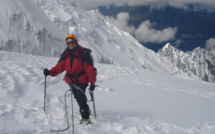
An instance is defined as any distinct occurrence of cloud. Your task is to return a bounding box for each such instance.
[206,38,215,56]
[70,0,125,10]
[106,12,177,43]
[134,20,177,43]
[70,0,215,12]
[105,12,135,34]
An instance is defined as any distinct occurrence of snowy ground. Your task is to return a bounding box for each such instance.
[0,50,215,134]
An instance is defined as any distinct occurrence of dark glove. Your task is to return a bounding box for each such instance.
[43,69,50,76]
[89,85,95,91]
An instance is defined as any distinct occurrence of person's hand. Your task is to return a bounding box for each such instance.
[43,69,50,76]
[89,85,95,91]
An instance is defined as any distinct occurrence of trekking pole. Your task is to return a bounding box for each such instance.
[90,91,97,119]
[44,76,47,111]
[69,83,75,134]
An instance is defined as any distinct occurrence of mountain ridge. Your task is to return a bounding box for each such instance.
[158,43,215,82]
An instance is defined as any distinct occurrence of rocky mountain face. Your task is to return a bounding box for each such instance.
[158,43,215,82]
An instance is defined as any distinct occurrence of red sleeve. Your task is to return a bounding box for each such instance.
[49,50,67,77]
[49,60,65,77]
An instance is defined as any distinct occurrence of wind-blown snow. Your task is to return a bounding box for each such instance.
[0,50,215,134]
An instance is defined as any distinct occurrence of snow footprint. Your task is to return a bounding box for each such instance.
[97,87,114,92]
[132,79,142,85]
[104,88,114,92]
[0,74,15,93]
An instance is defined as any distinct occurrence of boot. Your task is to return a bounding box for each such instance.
[79,118,91,125]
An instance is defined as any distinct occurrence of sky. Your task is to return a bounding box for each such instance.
[70,0,215,12]
[69,0,215,55]
[105,13,178,44]
[104,12,215,56]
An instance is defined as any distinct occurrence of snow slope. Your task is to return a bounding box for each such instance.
[0,50,215,134]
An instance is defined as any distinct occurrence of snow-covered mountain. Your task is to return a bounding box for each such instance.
[35,0,168,71]
[158,43,215,82]
[0,0,167,72]
[0,0,214,83]
[0,0,66,56]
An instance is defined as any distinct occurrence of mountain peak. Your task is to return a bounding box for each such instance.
[90,9,104,19]
[162,43,174,51]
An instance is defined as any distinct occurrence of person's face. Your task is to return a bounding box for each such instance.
[66,38,77,50]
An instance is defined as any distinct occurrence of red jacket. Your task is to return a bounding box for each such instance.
[49,45,96,85]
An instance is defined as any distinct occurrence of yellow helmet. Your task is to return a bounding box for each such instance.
[65,34,77,41]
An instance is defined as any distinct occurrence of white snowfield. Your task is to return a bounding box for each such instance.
[0,50,215,134]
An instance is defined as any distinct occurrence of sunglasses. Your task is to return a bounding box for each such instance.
[66,41,76,45]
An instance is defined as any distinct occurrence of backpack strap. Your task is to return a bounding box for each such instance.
[82,48,94,66]
[67,48,92,83]
[67,70,86,83]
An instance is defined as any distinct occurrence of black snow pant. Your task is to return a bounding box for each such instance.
[69,83,90,119]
